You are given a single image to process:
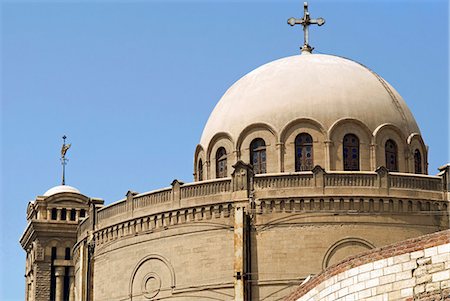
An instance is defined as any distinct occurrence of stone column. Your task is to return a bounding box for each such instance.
[47,209,52,221]
[55,266,65,301]
[75,209,80,221]
[234,205,245,301]
[68,267,75,301]
[370,143,377,171]
[324,140,332,170]
[56,208,62,221]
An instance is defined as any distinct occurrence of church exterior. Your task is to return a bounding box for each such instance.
[20,4,450,301]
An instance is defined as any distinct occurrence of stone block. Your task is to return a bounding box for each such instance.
[393,278,415,290]
[437,243,450,254]
[432,270,450,282]
[357,288,372,299]
[393,253,410,264]
[373,259,388,269]
[425,281,440,292]
[395,270,412,281]
[417,257,432,266]
[365,278,380,289]
[414,284,425,294]
[387,290,401,300]
[341,277,354,287]
[416,274,432,285]
[402,260,417,271]
[376,283,393,294]
[427,262,445,273]
[441,279,450,289]
[411,250,424,259]
[379,274,395,285]
[359,263,374,273]
[357,271,371,282]
[370,269,383,278]
[337,287,349,298]
[383,264,402,275]
[431,253,450,264]
[424,246,438,257]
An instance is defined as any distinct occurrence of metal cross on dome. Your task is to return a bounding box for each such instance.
[287,2,325,53]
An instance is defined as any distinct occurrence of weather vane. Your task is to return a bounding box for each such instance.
[287,2,325,53]
[60,135,71,185]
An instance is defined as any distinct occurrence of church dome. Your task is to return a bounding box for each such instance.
[200,54,419,148]
[43,185,81,197]
[195,53,427,179]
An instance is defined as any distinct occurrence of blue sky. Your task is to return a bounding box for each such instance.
[1,0,448,299]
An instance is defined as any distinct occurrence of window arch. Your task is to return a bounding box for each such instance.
[385,139,398,172]
[414,149,422,174]
[295,133,313,171]
[250,138,266,174]
[343,134,360,171]
[198,159,203,181]
[216,147,227,178]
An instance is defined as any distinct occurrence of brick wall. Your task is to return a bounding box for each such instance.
[286,230,450,301]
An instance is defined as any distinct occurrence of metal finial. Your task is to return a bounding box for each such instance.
[60,135,71,185]
[287,2,325,53]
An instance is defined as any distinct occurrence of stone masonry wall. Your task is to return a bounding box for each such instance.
[34,261,51,301]
[286,230,450,301]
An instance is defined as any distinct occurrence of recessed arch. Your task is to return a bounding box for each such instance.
[205,132,234,161]
[236,122,278,151]
[279,117,326,144]
[322,237,375,270]
[129,254,176,300]
[328,118,372,142]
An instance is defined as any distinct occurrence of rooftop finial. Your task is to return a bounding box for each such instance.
[287,2,325,54]
[60,135,71,185]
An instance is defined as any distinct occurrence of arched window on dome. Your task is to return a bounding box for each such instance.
[414,149,422,174]
[385,139,398,172]
[198,159,203,181]
[343,134,360,171]
[216,147,227,178]
[250,138,266,174]
[295,133,313,171]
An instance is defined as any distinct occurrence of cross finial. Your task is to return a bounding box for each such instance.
[287,2,325,54]
[60,135,71,185]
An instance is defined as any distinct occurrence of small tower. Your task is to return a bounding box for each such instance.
[20,138,103,301]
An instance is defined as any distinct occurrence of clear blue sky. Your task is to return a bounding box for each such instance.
[1,0,448,299]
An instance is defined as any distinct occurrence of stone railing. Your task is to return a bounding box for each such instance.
[325,172,377,187]
[253,167,444,201]
[389,172,442,191]
[254,173,313,189]
[133,188,172,209]
[97,199,127,221]
[79,163,447,239]
[180,178,231,199]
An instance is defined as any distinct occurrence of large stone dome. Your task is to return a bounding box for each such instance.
[200,54,420,148]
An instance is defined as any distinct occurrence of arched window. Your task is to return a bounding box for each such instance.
[414,149,422,174]
[60,208,67,221]
[216,147,227,178]
[385,139,398,172]
[51,208,57,220]
[250,138,266,174]
[343,134,360,171]
[295,133,314,171]
[198,159,203,181]
[70,209,76,221]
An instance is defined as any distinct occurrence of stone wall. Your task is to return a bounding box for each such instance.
[285,230,450,301]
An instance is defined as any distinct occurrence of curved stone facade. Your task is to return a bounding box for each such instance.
[73,166,449,300]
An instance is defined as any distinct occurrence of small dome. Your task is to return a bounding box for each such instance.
[200,54,420,148]
[43,185,81,197]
